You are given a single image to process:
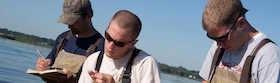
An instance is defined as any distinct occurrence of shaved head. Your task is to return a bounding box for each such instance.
[109,10,142,39]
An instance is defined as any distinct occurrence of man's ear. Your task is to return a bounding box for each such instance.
[132,40,138,45]
[236,16,247,31]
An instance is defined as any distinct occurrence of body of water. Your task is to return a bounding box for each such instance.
[0,38,199,83]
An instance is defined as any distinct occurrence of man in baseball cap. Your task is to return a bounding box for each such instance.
[35,0,104,82]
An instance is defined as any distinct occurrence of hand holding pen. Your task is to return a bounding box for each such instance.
[35,49,51,71]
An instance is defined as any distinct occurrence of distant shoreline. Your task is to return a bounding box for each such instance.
[0,27,202,81]
[0,28,54,48]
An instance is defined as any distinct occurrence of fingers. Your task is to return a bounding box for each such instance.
[88,70,114,83]
[35,57,50,71]
[88,70,96,75]
[93,74,107,83]
[88,70,96,78]
[94,78,105,83]
[93,72,104,80]
[89,71,103,83]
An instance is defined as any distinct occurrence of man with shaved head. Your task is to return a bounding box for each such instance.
[79,10,160,83]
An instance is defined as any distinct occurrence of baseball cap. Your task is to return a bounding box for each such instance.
[58,0,93,25]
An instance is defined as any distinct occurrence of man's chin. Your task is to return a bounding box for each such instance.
[70,30,79,34]
[224,45,240,52]
[105,51,116,58]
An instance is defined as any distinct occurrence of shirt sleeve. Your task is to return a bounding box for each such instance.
[137,56,161,83]
[255,43,280,83]
[199,42,218,80]
[78,52,100,83]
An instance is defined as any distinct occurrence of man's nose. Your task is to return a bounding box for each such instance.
[107,41,116,51]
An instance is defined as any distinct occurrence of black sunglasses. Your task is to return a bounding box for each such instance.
[105,31,135,47]
[206,16,240,42]
[207,31,231,42]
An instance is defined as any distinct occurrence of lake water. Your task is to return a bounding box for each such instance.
[0,38,199,83]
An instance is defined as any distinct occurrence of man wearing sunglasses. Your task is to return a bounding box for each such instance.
[199,0,280,83]
[79,10,160,83]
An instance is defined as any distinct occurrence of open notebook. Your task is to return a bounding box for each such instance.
[26,68,68,80]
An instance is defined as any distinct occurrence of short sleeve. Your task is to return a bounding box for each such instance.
[199,42,218,80]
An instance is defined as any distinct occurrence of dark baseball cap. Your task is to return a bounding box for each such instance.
[58,0,93,25]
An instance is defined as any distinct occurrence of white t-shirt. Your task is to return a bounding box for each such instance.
[199,33,280,83]
[78,50,161,83]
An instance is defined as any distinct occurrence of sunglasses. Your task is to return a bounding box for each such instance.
[206,15,240,42]
[207,30,231,42]
[105,31,135,47]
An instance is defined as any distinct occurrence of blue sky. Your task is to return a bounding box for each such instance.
[0,0,279,70]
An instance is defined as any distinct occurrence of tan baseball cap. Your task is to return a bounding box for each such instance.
[58,0,93,25]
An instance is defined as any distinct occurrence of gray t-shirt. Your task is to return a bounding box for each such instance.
[199,33,280,83]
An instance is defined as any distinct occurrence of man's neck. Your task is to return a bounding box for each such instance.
[248,27,258,38]
[227,26,258,51]
[76,25,96,38]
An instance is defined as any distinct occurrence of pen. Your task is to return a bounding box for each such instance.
[36,49,45,58]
